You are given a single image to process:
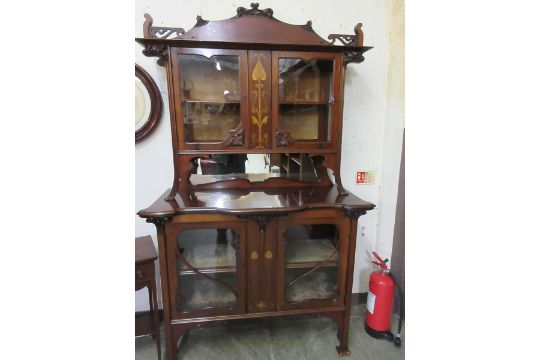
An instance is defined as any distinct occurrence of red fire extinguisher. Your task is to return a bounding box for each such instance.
[365,251,403,347]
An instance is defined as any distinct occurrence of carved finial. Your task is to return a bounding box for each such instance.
[237,3,274,18]
[143,13,153,38]
[302,20,314,33]
[354,23,364,46]
[195,15,209,27]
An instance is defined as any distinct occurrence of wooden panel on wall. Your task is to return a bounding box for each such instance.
[247,51,272,149]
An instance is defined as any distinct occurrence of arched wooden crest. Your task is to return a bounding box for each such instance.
[142,3,365,48]
[149,3,331,46]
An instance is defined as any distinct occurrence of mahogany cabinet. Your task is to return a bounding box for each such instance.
[137,3,375,359]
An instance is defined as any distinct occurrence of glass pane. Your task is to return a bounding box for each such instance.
[284,224,339,302]
[179,55,240,102]
[279,58,333,103]
[176,228,238,312]
[278,58,333,142]
[183,102,240,142]
[178,54,241,143]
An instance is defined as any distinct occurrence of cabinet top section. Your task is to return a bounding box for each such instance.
[137,3,371,53]
[138,186,375,219]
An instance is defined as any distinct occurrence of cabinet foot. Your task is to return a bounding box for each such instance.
[336,345,351,356]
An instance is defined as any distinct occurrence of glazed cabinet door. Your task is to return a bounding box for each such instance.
[276,210,350,310]
[170,48,249,150]
[271,51,342,150]
[165,216,247,319]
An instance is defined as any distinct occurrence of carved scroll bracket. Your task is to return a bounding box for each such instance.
[343,51,365,66]
[142,44,169,66]
[328,23,364,46]
[146,216,173,225]
[231,236,240,255]
[226,128,245,147]
[237,213,287,231]
[343,208,367,219]
[236,3,274,18]
[275,129,294,147]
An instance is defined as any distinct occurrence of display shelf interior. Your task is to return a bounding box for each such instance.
[285,224,339,269]
[285,267,338,302]
[177,272,237,311]
[278,104,331,141]
[278,58,333,103]
[177,229,237,275]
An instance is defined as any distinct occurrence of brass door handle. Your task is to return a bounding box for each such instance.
[250,251,259,260]
[264,250,273,260]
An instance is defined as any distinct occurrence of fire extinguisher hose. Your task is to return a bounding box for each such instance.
[388,271,404,346]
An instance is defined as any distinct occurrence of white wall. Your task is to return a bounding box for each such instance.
[135,0,404,310]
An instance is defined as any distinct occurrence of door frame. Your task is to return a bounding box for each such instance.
[164,219,247,319]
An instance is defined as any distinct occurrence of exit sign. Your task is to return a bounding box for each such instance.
[356,171,375,184]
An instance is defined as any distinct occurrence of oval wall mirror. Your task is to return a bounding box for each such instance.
[135,64,163,143]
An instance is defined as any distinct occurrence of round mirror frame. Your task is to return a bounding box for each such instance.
[135,64,163,143]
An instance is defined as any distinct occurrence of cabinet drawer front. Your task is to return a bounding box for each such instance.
[165,220,247,319]
[135,263,154,285]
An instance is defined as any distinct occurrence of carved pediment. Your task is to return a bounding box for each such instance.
[144,3,332,46]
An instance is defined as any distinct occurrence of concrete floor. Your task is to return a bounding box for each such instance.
[135,305,405,360]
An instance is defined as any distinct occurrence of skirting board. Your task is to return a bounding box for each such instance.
[352,292,367,305]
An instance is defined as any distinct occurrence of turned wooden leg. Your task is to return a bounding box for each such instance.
[149,281,162,360]
[164,322,175,360]
[336,312,351,356]
[170,324,194,360]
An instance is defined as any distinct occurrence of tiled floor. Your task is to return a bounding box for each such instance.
[135,305,405,360]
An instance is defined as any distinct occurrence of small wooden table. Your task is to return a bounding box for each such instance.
[135,235,161,360]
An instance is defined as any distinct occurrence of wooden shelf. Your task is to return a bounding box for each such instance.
[286,237,339,264]
[178,266,236,276]
[183,100,241,104]
[177,229,237,274]
[286,260,338,269]
[279,101,330,105]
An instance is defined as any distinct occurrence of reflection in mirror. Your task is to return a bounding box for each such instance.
[192,153,321,183]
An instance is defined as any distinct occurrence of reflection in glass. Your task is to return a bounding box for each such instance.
[278,58,333,103]
[176,228,238,311]
[284,224,339,302]
[278,58,334,142]
[179,54,241,142]
[183,102,240,142]
[179,55,240,102]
